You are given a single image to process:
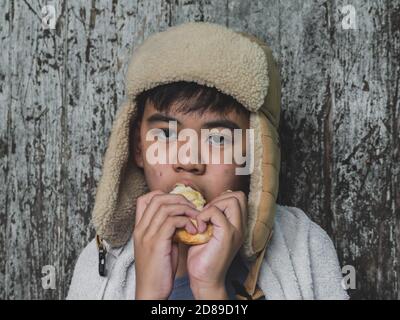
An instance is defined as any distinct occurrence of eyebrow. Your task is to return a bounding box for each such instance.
[202,119,241,130]
[146,113,241,130]
[146,113,181,125]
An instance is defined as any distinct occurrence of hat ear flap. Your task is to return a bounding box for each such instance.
[92,100,148,247]
[236,112,280,300]
[253,112,280,252]
[242,111,280,260]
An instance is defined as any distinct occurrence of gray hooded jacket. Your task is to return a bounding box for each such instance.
[67,204,349,300]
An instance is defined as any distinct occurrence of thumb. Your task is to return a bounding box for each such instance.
[135,190,164,225]
[171,242,179,277]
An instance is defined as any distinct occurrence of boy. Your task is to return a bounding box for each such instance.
[67,22,349,300]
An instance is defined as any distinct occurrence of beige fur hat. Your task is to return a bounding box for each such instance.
[92,22,281,300]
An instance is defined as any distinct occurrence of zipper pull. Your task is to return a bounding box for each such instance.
[96,235,107,277]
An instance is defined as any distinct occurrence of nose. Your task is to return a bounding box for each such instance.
[173,160,206,175]
[172,142,206,175]
[172,131,206,175]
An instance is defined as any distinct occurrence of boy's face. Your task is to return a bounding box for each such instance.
[134,102,250,203]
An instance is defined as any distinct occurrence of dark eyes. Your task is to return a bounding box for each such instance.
[154,129,232,146]
[156,128,177,141]
[207,134,231,146]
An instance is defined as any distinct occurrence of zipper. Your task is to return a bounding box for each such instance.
[96,234,107,277]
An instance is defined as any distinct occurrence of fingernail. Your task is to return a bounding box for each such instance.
[190,223,197,234]
[188,210,198,218]
[198,219,206,233]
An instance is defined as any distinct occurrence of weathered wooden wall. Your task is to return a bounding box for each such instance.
[0,0,398,300]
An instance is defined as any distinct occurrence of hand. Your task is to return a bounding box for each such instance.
[133,190,200,300]
[187,191,247,299]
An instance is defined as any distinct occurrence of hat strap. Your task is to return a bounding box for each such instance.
[235,230,273,300]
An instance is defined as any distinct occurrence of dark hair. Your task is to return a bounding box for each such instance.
[135,81,248,122]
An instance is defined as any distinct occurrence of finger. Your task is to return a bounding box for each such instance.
[158,216,197,241]
[137,194,196,231]
[196,206,230,234]
[135,190,165,226]
[204,191,247,224]
[203,197,242,232]
[171,243,179,277]
[204,191,246,214]
[145,204,199,237]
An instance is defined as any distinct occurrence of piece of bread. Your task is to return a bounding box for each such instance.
[170,183,213,245]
